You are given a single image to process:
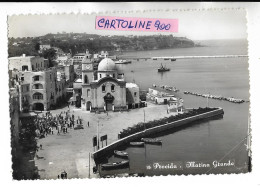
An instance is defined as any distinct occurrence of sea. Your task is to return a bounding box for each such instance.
[100,39,250,176]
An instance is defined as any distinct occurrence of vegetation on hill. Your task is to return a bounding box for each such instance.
[8,33,196,57]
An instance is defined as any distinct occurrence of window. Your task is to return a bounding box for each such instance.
[113,74,115,78]
[134,92,137,97]
[99,74,102,79]
[27,85,29,91]
[33,76,40,81]
[87,89,90,97]
[111,84,115,92]
[84,75,88,84]
[102,85,106,92]
[22,65,28,71]
[33,92,43,100]
[21,77,24,81]
[32,65,35,71]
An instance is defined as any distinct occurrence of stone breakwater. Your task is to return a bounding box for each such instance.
[93,107,224,160]
[183,91,247,104]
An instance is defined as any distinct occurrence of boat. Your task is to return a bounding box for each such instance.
[114,150,128,158]
[158,63,170,72]
[101,160,129,170]
[129,142,145,147]
[115,59,132,64]
[171,58,176,61]
[141,138,162,144]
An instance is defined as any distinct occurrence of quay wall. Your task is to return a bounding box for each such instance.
[93,107,224,160]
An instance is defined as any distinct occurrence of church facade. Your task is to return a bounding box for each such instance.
[73,58,140,112]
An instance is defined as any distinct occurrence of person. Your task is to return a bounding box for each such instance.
[61,173,64,179]
[64,171,67,179]
[40,144,42,149]
[88,121,89,127]
[58,175,60,179]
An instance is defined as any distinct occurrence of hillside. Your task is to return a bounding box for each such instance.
[8,33,196,57]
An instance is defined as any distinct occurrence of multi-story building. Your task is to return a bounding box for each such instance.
[9,54,67,111]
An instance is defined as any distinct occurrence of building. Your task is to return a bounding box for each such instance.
[147,88,179,105]
[9,54,67,111]
[39,44,51,52]
[73,58,140,112]
[56,64,75,87]
[9,55,49,72]
[55,53,72,66]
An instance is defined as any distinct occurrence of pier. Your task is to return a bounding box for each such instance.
[119,55,248,62]
[93,107,224,160]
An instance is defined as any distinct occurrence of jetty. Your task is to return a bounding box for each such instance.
[92,107,224,160]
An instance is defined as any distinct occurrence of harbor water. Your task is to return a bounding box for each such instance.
[99,39,250,176]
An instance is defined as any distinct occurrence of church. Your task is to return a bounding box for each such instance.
[73,58,140,112]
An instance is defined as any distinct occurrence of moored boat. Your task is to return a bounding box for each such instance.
[129,142,145,147]
[171,58,176,61]
[101,160,129,170]
[141,138,162,144]
[114,150,128,158]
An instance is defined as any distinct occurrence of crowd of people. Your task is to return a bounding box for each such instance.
[34,110,84,138]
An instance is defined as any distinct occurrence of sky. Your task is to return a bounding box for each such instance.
[8,9,247,40]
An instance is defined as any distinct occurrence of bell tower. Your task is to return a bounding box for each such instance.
[81,57,94,111]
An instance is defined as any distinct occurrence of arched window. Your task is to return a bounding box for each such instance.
[33,92,43,100]
[102,85,106,92]
[33,83,43,89]
[99,74,102,79]
[111,84,115,92]
[84,75,88,84]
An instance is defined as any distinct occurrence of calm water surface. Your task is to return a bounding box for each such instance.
[100,40,250,176]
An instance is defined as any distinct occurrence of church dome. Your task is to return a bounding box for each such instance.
[98,58,116,71]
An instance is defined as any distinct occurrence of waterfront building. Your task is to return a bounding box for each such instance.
[73,58,140,112]
[147,88,181,105]
[9,54,67,111]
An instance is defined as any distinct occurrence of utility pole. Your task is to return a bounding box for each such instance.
[143,109,145,123]
[207,92,209,108]
[88,152,91,178]
[97,121,99,150]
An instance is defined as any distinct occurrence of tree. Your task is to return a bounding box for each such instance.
[42,48,57,67]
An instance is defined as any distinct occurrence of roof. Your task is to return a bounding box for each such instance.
[8,56,36,60]
[126,83,139,88]
[75,78,82,83]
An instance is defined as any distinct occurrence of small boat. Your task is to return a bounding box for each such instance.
[129,142,145,147]
[141,138,162,144]
[101,160,129,170]
[171,58,176,61]
[115,59,132,64]
[158,63,170,72]
[114,150,128,158]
